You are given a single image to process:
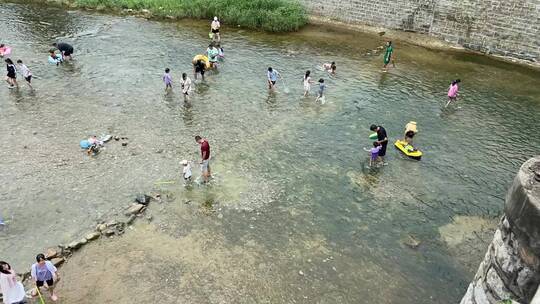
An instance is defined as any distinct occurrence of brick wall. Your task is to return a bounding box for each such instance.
[300,0,539,61]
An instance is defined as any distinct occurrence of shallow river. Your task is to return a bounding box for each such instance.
[1,2,540,303]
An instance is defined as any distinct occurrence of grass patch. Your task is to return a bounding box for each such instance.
[75,0,308,32]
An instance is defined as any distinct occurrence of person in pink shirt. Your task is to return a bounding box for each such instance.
[0,44,12,57]
[446,79,461,107]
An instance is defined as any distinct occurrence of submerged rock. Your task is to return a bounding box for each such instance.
[85,232,101,241]
[50,257,65,267]
[106,220,119,227]
[103,229,116,237]
[403,235,421,249]
[96,223,107,232]
[135,194,152,205]
[67,239,86,250]
[126,214,137,225]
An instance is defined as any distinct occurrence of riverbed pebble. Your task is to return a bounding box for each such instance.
[125,203,145,215]
[96,223,107,232]
[46,248,58,259]
[103,228,116,237]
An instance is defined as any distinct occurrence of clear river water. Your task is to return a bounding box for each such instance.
[0,2,539,303]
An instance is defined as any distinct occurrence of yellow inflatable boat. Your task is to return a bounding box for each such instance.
[394,140,422,160]
[192,54,211,69]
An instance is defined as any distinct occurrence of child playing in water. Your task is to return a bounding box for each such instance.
[194,59,206,81]
[48,50,62,65]
[181,159,192,185]
[16,59,33,89]
[364,142,382,167]
[0,44,11,57]
[5,58,17,89]
[206,44,219,69]
[267,67,280,90]
[446,79,461,107]
[303,70,313,96]
[87,135,103,155]
[180,72,192,102]
[323,62,336,75]
[217,44,224,60]
[163,68,172,91]
[315,78,325,103]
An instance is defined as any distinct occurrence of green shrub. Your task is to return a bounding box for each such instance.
[75,0,308,32]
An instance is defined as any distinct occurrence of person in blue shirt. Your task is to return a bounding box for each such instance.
[315,78,326,103]
[267,67,280,90]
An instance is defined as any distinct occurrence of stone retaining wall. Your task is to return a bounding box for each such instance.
[299,0,539,62]
[460,156,540,304]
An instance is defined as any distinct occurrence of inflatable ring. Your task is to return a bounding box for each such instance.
[80,140,91,149]
[0,47,12,56]
[192,54,211,69]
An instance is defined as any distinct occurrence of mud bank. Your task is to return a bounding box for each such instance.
[308,16,540,70]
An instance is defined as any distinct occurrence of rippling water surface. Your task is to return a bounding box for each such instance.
[1,2,539,303]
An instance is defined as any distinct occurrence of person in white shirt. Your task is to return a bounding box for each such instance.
[16,59,32,89]
[303,70,314,96]
[211,17,221,42]
[0,261,26,304]
[180,73,192,102]
[181,159,192,185]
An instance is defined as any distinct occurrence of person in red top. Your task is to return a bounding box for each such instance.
[195,135,211,183]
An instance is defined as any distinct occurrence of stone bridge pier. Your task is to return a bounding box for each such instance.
[461,156,540,304]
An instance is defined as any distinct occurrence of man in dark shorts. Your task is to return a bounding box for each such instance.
[370,124,389,163]
[52,42,74,60]
[195,135,211,183]
[194,60,206,81]
[211,17,221,42]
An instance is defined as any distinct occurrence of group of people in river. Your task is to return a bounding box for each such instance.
[1,254,60,303]
[2,16,463,172]
[1,42,74,90]
[161,17,225,100]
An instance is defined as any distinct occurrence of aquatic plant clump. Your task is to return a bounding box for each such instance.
[75,0,308,32]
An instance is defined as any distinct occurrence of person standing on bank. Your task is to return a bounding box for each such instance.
[211,17,221,42]
[52,42,74,60]
[382,41,394,72]
[0,261,26,304]
[370,124,389,164]
[195,135,211,183]
[31,253,59,302]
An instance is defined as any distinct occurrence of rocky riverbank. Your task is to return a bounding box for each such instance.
[0,192,158,303]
